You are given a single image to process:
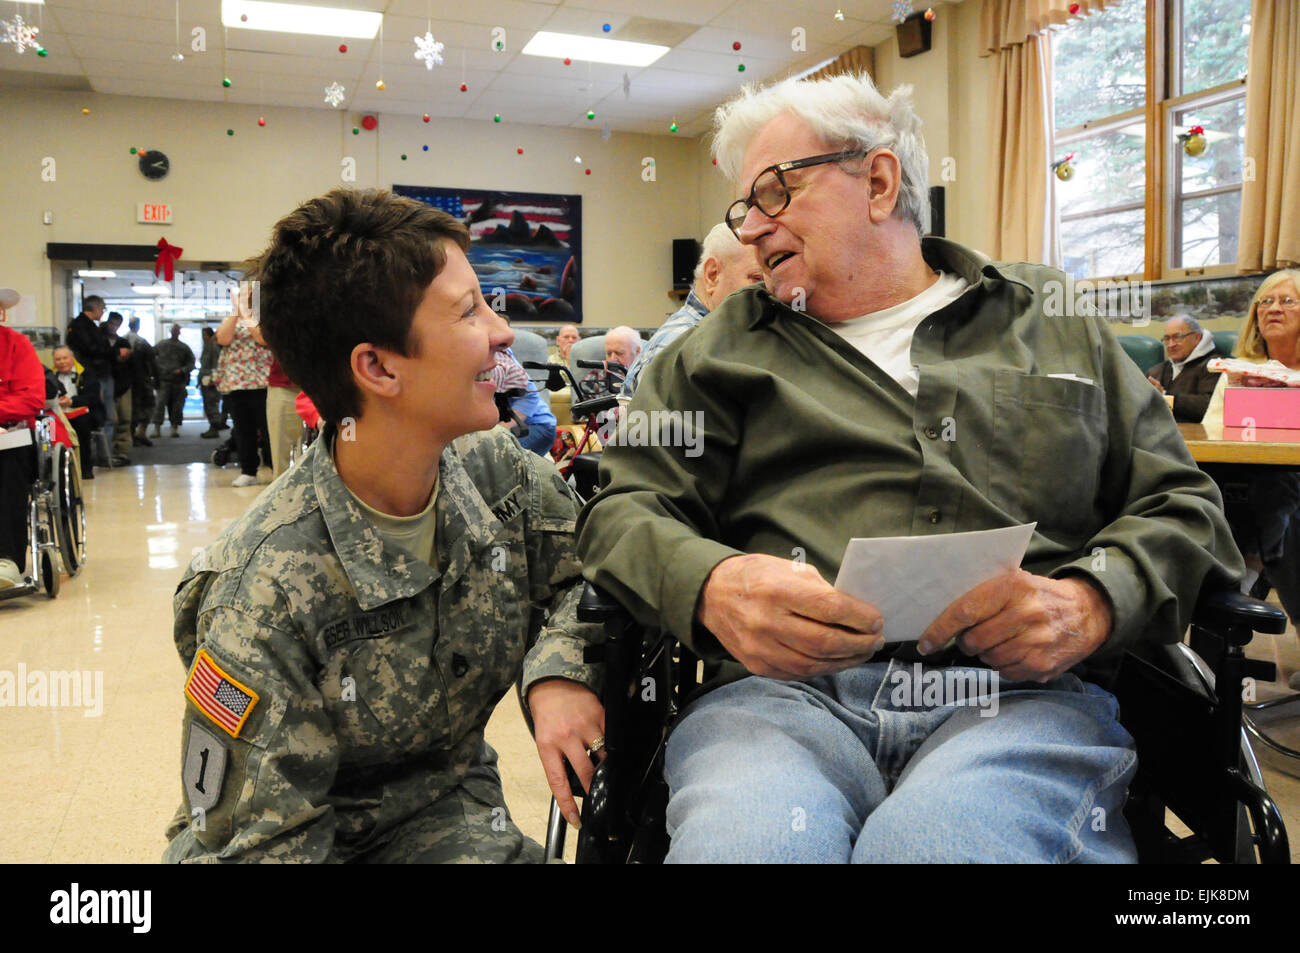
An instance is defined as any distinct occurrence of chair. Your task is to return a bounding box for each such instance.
[569,335,610,381]
[1117,335,1165,373]
[509,330,551,393]
[548,583,1291,864]
[1212,330,1239,358]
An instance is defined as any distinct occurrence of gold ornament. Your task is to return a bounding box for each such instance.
[1183,133,1206,157]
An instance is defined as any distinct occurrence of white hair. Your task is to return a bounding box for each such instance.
[605,325,642,355]
[693,223,746,284]
[712,72,930,238]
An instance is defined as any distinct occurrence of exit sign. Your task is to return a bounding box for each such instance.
[137,202,173,224]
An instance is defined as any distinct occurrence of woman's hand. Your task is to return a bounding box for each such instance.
[527,678,605,828]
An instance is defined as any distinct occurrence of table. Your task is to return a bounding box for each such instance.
[1179,423,1300,466]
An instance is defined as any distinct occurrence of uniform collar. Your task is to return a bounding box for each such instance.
[309,424,506,610]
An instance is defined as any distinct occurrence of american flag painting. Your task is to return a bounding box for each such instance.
[185,649,259,738]
[395,184,583,324]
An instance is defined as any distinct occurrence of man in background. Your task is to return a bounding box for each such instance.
[66,294,116,452]
[555,324,580,365]
[102,312,134,465]
[151,324,195,438]
[126,316,159,447]
[198,326,227,438]
[50,346,99,481]
[1146,316,1218,423]
[621,224,764,399]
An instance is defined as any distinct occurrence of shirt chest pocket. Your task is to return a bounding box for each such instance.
[989,371,1108,542]
[316,602,448,763]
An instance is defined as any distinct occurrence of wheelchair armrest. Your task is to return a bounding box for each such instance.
[578,581,632,623]
[1191,588,1287,643]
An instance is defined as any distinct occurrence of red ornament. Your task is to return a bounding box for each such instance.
[585,168,591,175]
[1068,2,1080,12]
[517,147,524,154]
[423,113,430,122]
[361,114,378,131]
[563,57,571,65]
[257,117,266,126]
[459,83,468,92]
[712,158,718,165]
[732,41,741,51]
[338,43,347,53]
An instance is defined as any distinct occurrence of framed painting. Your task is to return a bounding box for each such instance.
[394,184,582,323]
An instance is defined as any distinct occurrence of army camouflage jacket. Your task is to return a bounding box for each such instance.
[164,424,602,862]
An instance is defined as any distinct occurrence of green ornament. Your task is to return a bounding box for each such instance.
[494,114,501,123]
[586,110,595,120]
[37,47,47,57]
[400,154,407,160]
[129,147,138,154]
[495,41,503,50]
[352,127,360,135]
[222,77,232,88]
[737,63,745,72]
[226,129,234,136]
[669,122,678,132]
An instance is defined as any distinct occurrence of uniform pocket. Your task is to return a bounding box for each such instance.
[991,371,1108,541]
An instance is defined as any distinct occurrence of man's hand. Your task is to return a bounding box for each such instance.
[697,553,884,681]
[527,678,605,828]
[58,395,72,408]
[919,570,1113,682]
[1147,375,1164,393]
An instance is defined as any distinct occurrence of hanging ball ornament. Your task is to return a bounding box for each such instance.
[602,23,611,32]
[1052,154,1076,181]
[423,113,430,122]
[171,52,184,62]
[586,110,595,120]
[732,41,741,51]
[459,83,468,92]
[574,155,582,163]
[517,147,524,154]
[925,8,936,21]
[493,113,501,123]
[222,77,232,88]
[564,57,572,65]
[585,168,592,175]
[669,122,678,132]
[737,63,746,72]
[712,158,718,165]
[37,47,47,57]
[401,154,407,160]
[361,114,378,130]
[258,117,266,126]
[129,146,138,154]
[352,127,360,135]
[1068,2,1080,13]
[376,79,385,90]
[1181,125,1207,157]
[422,144,429,151]
[81,106,90,115]
[339,43,347,53]
[226,128,235,136]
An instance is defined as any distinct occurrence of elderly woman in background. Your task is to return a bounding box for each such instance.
[1203,269,1300,683]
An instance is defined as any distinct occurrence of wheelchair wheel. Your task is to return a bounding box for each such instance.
[51,444,85,576]
[40,547,60,599]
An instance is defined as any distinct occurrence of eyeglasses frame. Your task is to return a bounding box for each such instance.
[724,149,871,239]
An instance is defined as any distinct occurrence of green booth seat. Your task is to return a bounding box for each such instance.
[1118,335,1165,373]
[1211,330,1238,358]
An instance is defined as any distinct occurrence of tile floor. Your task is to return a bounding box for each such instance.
[1,460,1297,863]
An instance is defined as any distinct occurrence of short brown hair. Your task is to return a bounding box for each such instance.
[247,188,470,424]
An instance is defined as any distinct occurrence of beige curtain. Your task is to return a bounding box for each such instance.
[1238,0,1300,271]
[979,0,1117,264]
[804,45,874,83]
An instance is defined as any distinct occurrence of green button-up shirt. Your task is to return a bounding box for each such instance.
[576,237,1243,691]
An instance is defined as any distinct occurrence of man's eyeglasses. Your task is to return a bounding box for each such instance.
[1161,332,1197,344]
[724,149,869,239]
[1259,296,1300,310]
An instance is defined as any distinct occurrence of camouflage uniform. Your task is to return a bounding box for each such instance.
[163,424,602,863]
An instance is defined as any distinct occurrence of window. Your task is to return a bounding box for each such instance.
[1050,0,1250,279]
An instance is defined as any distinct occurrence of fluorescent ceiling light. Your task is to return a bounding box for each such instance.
[222,0,381,39]
[132,285,172,296]
[522,31,669,68]
[78,270,116,278]
[2,1,44,4]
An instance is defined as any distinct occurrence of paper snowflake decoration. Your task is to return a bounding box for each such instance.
[1,15,40,54]
[414,31,444,70]
[891,1,913,23]
[600,123,612,143]
[323,81,345,108]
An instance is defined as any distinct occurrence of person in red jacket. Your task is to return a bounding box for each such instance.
[0,324,47,588]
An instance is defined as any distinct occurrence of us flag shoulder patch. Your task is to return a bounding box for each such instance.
[185,649,259,738]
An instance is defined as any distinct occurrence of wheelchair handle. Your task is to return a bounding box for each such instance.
[570,395,619,421]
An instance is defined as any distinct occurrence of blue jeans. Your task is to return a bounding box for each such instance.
[663,660,1137,863]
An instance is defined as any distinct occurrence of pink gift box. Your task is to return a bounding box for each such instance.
[1223,387,1300,430]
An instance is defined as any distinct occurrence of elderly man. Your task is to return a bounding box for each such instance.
[50,346,100,480]
[1145,317,1218,423]
[621,224,764,399]
[576,73,1242,863]
[555,324,581,364]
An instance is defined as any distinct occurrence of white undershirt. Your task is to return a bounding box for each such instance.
[825,271,969,397]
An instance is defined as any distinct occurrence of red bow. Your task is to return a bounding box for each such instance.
[154,238,183,282]
[1188,125,1204,136]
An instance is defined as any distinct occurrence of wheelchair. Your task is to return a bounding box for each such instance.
[520,358,624,500]
[545,583,1291,864]
[0,413,86,602]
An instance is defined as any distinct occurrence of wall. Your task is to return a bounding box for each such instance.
[1,89,707,332]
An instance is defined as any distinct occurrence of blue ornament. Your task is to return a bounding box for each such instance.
[422,144,429,151]
[602,23,611,32]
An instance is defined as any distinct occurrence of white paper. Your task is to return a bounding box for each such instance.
[833,523,1037,643]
